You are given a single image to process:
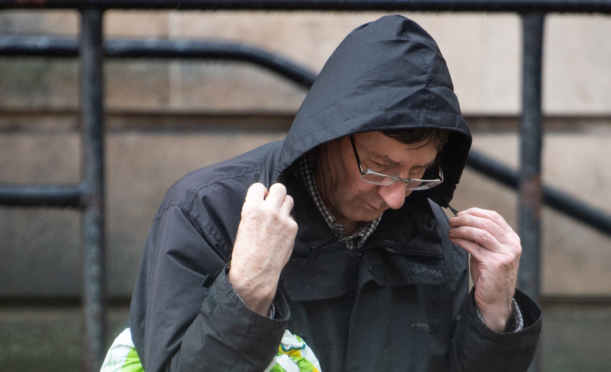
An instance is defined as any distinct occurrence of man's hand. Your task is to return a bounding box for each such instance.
[229,183,298,316]
[448,208,521,332]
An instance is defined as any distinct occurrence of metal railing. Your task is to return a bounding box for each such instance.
[2,35,611,238]
[1,2,611,371]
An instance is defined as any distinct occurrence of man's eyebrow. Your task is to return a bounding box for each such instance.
[370,152,398,166]
[370,151,437,168]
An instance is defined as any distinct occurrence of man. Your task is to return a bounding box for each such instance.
[129,15,541,372]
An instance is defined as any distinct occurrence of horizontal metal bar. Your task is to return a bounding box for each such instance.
[467,149,611,237]
[106,39,318,88]
[544,186,611,235]
[1,0,611,12]
[0,37,78,57]
[0,184,82,208]
[0,37,316,89]
[467,149,519,189]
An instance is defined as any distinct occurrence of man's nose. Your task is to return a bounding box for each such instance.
[378,182,408,210]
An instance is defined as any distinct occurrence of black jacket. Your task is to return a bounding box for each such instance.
[130,15,542,372]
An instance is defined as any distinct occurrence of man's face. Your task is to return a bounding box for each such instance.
[315,131,439,230]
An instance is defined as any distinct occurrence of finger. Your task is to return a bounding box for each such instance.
[265,183,288,209]
[449,225,503,254]
[279,194,295,218]
[449,214,508,244]
[449,236,489,262]
[245,183,268,202]
[457,208,513,234]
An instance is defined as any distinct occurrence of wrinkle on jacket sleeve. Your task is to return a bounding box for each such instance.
[449,287,542,372]
[130,204,289,372]
[433,203,541,372]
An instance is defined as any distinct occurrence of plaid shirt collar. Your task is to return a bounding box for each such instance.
[294,155,382,250]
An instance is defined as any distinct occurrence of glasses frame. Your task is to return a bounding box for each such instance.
[349,134,444,191]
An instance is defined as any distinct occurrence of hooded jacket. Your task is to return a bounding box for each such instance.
[130,15,542,372]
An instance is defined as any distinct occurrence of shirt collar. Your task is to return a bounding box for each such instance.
[294,155,382,249]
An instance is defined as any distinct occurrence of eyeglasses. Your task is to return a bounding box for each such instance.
[349,135,444,191]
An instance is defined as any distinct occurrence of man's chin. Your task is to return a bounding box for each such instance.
[357,205,385,221]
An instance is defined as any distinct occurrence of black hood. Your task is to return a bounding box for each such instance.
[278,15,472,207]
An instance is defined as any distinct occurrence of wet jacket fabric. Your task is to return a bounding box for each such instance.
[130,15,542,372]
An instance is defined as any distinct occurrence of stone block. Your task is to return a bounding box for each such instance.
[0,60,79,111]
[0,208,81,297]
[104,10,170,38]
[0,133,80,184]
[541,307,611,371]
[545,15,611,114]
[0,10,78,36]
[0,307,129,372]
[0,59,172,111]
[168,61,307,111]
[105,61,171,110]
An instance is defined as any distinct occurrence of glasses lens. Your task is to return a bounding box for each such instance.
[361,174,442,190]
[360,173,394,186]
[406,180,443,190]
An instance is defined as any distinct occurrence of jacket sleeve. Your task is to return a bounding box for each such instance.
[129,204,289,372]
[448,248,542,371]
[428,200,542,371]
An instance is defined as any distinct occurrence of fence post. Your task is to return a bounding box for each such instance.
[80,8,106,372]
[519,11,545,372]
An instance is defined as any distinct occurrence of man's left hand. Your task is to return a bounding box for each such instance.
[448,208,521,332]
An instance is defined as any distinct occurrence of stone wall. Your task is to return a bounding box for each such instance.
[1,9,610,297]
[1,10,611,372]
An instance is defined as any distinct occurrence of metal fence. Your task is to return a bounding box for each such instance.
[1,1,611,371]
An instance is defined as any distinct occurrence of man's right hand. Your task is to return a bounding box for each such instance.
[228,183,298,316]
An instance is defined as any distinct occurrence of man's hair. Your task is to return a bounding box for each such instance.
[381,128,449,152]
